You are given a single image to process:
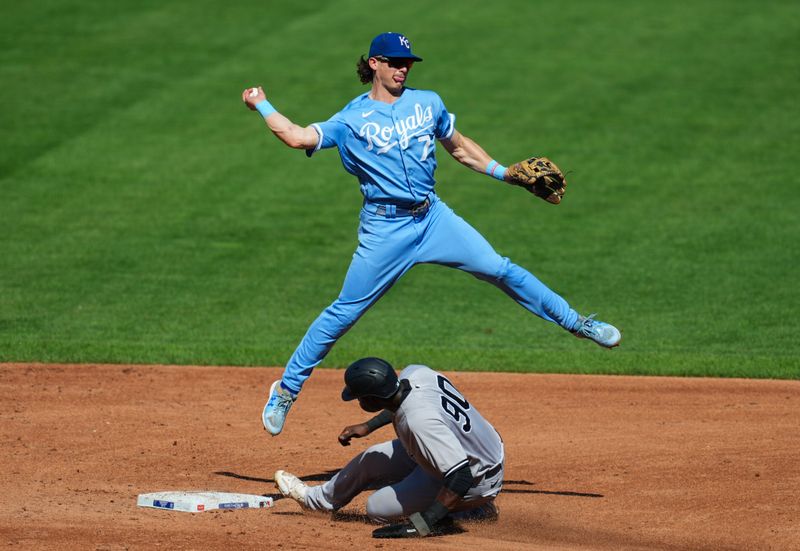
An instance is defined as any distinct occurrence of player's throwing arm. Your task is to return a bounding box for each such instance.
[241,86,319,150]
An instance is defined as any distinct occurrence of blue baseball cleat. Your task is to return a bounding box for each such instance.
[573,314,621,348]
[262,380,297,436]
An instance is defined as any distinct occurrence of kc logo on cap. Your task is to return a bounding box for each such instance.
[369,32,423,62]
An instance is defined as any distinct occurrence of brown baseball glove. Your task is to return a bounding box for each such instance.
[505,156,567,204]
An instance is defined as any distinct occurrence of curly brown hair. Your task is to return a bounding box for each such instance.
[356,55,373,85]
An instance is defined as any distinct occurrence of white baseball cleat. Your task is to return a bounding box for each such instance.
[275,470,309,508]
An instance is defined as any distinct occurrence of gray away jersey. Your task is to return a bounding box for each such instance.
[393,365,504,481]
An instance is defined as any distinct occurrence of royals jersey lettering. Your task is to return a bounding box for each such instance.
[307,89,456,204]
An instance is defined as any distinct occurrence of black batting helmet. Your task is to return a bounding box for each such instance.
[341,357,399,401]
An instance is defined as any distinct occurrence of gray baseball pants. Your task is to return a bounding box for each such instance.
[303,439,503,522]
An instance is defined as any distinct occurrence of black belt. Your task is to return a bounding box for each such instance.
[482,463,503,480]
[370,197,431,218]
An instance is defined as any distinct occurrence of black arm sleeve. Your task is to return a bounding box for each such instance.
[365,409,393,432]
[442,463,473,498]
[416,463,473,529]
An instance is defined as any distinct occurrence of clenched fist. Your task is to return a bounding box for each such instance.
[338,422,371,446]
[241,86,266,109]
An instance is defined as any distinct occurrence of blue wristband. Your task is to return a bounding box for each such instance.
[486,160,507,181]
[255,99,276,118]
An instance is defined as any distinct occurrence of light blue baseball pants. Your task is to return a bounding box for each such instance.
[281,194,580,394]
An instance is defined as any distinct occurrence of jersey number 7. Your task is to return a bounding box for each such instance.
[437,375,471,433]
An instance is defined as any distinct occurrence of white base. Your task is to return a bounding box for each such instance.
[137,491,274,512]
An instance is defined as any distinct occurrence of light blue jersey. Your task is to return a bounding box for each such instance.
[278,87,581,395]
[308,89,455,204]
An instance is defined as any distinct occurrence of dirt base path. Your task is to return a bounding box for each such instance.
[1,363,798,550]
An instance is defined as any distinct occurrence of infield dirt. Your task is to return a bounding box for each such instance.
[1,364,798,550]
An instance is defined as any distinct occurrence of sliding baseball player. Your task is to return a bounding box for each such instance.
[274,357,504,538]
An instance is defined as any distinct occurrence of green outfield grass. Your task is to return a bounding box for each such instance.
[1,0,798,378]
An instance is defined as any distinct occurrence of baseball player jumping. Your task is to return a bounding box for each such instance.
[274,357,504,539]
[242,32,621,436]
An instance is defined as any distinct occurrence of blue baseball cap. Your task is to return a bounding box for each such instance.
[368,32,423,61]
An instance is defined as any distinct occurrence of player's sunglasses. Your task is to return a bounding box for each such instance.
[374,56,414,69]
